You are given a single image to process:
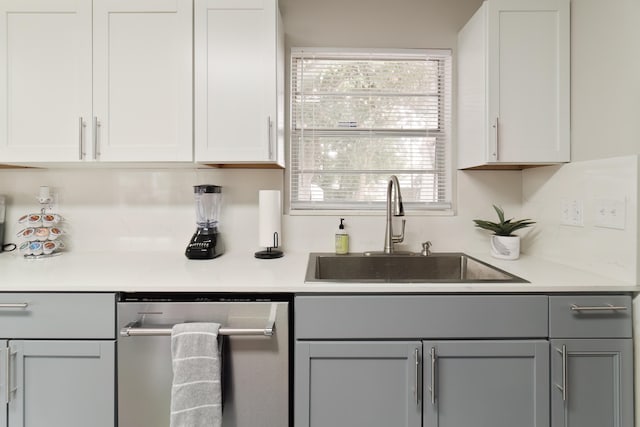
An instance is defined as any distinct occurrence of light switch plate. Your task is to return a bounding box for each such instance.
[594,198,626,230]
[561,198,584,227]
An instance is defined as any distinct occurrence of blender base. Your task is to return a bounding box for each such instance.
[185,227,223,260]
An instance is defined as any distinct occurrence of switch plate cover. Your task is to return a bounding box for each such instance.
[561,198,584,227]
[594,198,626,230]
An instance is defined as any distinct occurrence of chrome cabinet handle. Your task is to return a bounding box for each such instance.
[267,116,273,160]
[554,345,567,401]
[429,347,436,404]
[3,347,8,404]
[4,347,17,404]
[0,303,28,309]
[491,116,499,160]
[78,117,86,160]
[9,348,17,400]
[414,348,420,406]
[93,117,101,160]
[570,304,627,312]
[562,344,568,402]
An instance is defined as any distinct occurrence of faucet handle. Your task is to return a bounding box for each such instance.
[421,241,432,256]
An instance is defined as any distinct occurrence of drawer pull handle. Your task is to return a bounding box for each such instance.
[570,304,627,312]
[0,303,28,309]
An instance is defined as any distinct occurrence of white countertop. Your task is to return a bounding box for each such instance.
[0,249,637,293]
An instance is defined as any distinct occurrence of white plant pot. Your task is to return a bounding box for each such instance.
[490,235,520,260]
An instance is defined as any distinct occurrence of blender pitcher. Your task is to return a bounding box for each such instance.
[185,185,224,259]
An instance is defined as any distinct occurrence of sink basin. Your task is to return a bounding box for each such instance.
[305,252,527,283]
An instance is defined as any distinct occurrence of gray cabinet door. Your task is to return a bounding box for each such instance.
[295,341,422,427]
[551,339,633,427]
[7,340,115,427]
[423,340,549,427]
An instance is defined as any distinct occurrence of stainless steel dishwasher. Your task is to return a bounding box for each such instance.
[117,293,291,427]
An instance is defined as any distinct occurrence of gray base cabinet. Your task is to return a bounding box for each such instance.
[423,340,549,427]
[0,293,116,427]
[295,294,633,427]
[6,340,115,427]
[549,295,634,427]
[550,340,633,427]
[295,341,421,427]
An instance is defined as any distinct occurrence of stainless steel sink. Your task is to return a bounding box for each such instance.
[305,252,528,283]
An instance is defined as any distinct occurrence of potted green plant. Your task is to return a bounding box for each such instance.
[473,205,535,260]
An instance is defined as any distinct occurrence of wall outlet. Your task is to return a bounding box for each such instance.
[594,198,626,230]
[38,186,58,213]
[560,198,584,227]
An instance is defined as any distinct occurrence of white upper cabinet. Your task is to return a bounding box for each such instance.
[0,0,192,164]
[93,0,192,162]
[0,0,92,162]
[194,0,285,167]
[457,0,570,169]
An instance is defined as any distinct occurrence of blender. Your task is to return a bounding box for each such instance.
[185,185,224,259]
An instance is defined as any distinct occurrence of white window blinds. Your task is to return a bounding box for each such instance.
[290,48,452,211]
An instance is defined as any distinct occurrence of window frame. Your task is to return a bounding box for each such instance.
[288,47,454,215]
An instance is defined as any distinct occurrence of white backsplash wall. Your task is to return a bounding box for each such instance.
[0,168,523,257]
[522,155,639,283]
[2,160,636,280]
[0,168,283,254]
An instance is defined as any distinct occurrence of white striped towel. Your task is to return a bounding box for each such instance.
[170,322,222,427]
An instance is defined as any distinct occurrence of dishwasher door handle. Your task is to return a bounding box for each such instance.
[121,324,275,337]
[120,303,277,337]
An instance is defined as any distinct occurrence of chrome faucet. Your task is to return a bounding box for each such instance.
[383,175,406,254]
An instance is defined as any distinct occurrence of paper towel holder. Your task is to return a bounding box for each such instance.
[254,232,283,259]
[255,189,284,259]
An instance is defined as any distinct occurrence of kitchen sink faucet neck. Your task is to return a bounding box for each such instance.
[384,175,406,254]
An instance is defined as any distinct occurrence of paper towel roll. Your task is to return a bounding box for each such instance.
[258,190,282,248]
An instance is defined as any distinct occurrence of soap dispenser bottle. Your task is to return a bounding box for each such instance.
[335,218,349,255]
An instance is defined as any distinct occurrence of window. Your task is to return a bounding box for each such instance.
[290,48,452,212]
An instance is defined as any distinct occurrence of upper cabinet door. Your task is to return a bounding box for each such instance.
[0,0,92,162]
[92,0,193,162]
[194,0,284,166]
[457,0,570,169]
[487,0,570,164]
